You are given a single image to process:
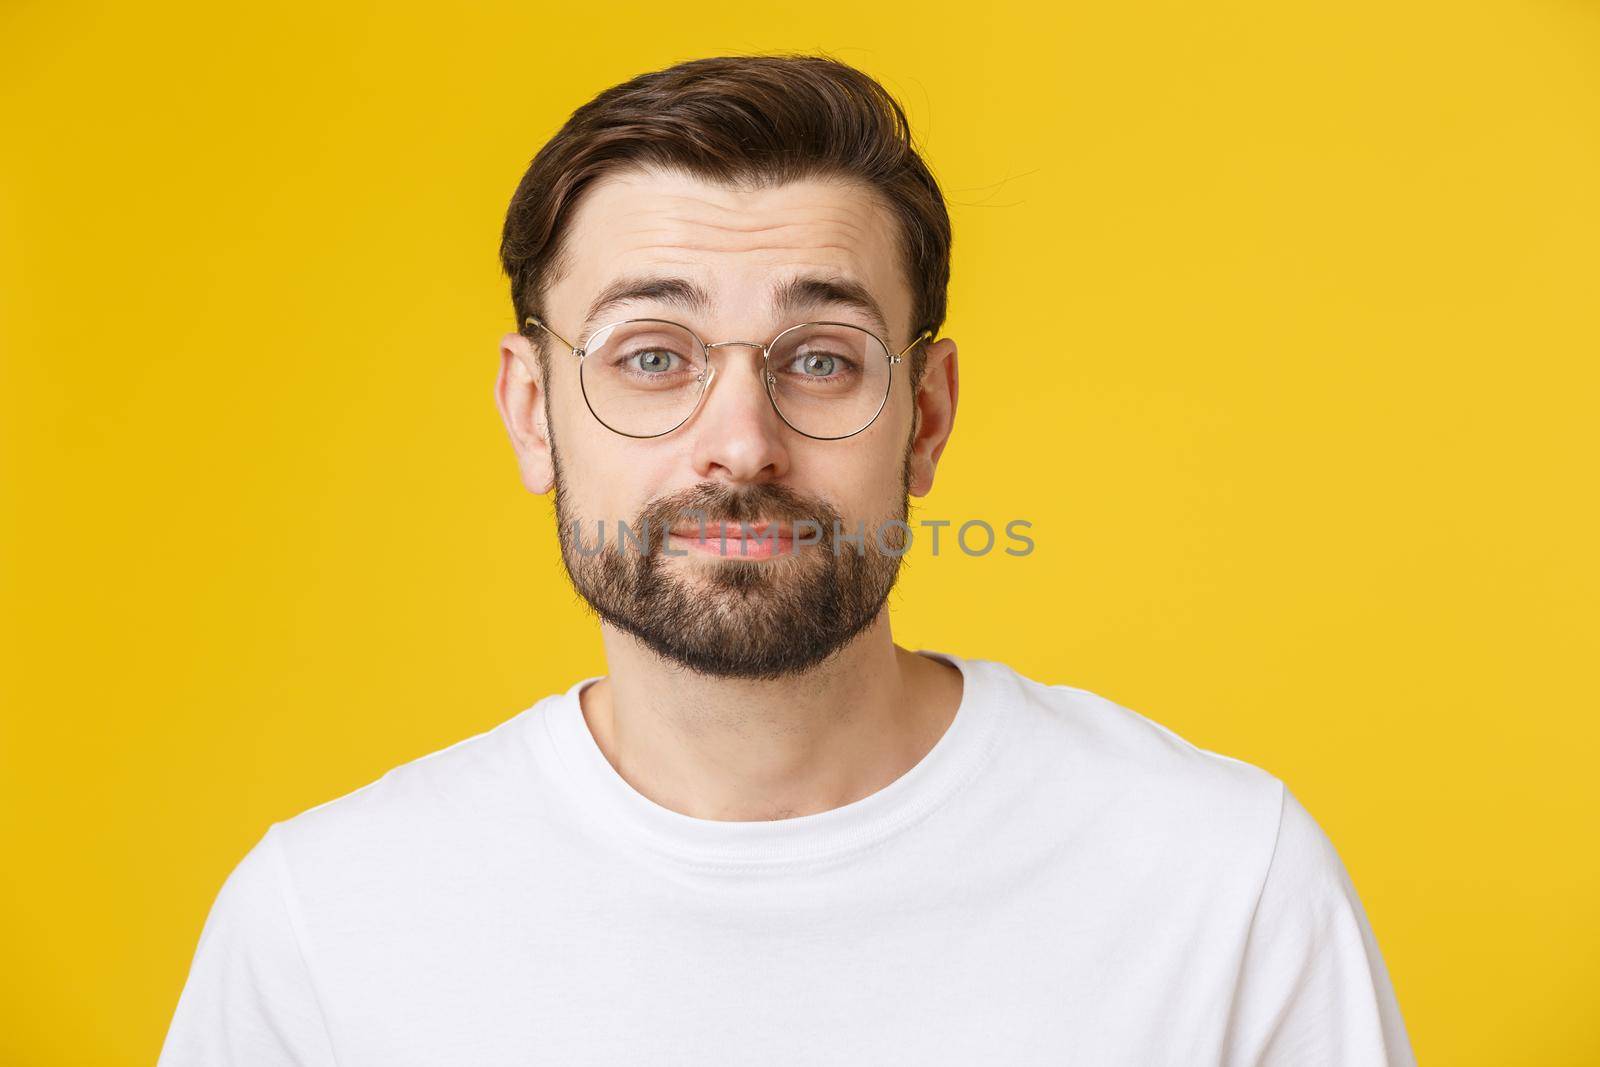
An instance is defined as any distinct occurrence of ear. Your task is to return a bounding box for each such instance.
[906,337,958,497]
[495,331,556,495]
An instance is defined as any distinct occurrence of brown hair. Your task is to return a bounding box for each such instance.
[498,53,951,385]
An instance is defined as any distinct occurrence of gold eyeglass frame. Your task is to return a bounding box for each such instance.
[523,313,934,441]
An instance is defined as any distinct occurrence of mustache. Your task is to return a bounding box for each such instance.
[637,483,842,547]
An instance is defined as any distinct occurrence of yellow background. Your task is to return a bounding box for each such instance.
[3,1,1597,1062]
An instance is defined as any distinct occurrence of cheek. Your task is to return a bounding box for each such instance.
[795,434,909,519]
[547,371,640,512]
[862,395,917,482]
[559,430,685,521]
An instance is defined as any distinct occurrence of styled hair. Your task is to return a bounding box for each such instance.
[498,53,952,385]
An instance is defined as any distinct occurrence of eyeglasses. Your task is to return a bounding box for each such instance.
[523,314,933,441]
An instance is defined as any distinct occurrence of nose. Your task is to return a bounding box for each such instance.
[687,342,791,484]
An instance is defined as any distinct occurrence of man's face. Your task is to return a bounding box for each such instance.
[515,166,928,680]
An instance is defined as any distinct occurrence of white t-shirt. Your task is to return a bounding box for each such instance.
[159,651,1416,1065]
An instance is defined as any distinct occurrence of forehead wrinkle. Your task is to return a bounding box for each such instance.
[650,217,873,241]
[584,169,889,231]
[645,184,879,216]
[604,192,881,235]
[650,204,877,231]
[608,215,876,251]
[617,241,872,259]
[587,188,890,264]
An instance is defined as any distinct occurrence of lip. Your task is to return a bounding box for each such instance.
[668,521,794,539]
[666,521,799,558]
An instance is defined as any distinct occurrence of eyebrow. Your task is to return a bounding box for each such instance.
[579,272,893,341]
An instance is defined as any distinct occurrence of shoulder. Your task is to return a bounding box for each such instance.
[268,691,567,872]
[963,655,1289,873]
[974,655,1284,807]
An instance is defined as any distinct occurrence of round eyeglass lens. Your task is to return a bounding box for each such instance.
[766,323,892,439]
[579,319,710,437]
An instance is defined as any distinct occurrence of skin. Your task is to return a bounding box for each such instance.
[495,164,963,822]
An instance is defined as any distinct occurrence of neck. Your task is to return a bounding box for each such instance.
[579,614,963,822]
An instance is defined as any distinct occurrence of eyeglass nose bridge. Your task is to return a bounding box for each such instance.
[699,340,777,388]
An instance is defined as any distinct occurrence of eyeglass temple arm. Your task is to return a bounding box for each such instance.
[523,314,579,355]
[895,329,935,361]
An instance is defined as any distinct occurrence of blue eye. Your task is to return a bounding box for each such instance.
[630,349,676,373]
[805,353,834,376]
[793,351,845,377]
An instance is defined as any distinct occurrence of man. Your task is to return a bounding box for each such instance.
[160,54,1416,1065]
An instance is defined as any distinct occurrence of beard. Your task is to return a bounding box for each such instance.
[549,444,912,681]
